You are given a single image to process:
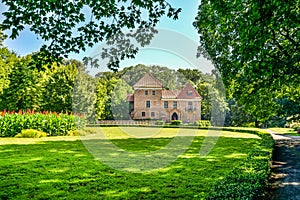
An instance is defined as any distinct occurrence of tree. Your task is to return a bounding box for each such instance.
[111,79,133,119]
[0,47,16,94]
[0,25,7,47]
[95,78,108,120]
[72,67,98,123]
[177,68,203,84]
[194,0,300,124]
[42,62,77,112]
[0,55,48,111]
[2,0,181,70]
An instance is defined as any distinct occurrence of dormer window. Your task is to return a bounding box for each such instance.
[187,91,192,96]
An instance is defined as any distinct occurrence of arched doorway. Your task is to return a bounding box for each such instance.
[171,112,178,120]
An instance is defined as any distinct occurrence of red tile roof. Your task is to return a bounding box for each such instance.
[133,72,163,88]
[162,90,176,99]
[130,73,201,101]
[177,83,201,99]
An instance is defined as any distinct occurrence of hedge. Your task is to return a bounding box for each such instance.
[204,128,274,199]
[0,110,85,137]
[15,129,47,138]
[171,120,182,125]
[193,120,211,128]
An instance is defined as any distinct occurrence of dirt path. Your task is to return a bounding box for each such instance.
[266,130,300,200]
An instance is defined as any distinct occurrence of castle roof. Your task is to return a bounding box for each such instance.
[131,72,201,100]
[133,72,163,88]
[177,82,201,99]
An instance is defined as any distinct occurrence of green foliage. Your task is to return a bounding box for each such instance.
[0,47,16,94]
[195,73,228,125]
[72,69,97,123]
[95,77,117,120]
[0,54,49,111]
[0,26,7,47]
[291,123,300,131]
[194,0,300,123]
[111,79,134,120]
[205,129,274,199]
[41,62,77,112]
[230,103,256,127]
[0,111,85,137]
[67,127,97,136]
[194,120,211,128]
[66,129,87,136]
[0,53,93,115]
[82,127,97,135]
[155,120,165,125]
[15,129,47,138]
[2,1,181,70]
[171,120,182,125]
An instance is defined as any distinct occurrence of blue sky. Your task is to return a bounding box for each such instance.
[0,1,214,73]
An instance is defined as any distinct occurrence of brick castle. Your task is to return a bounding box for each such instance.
[127,72,202,122]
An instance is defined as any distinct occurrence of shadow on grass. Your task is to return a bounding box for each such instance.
[0,136,262,199]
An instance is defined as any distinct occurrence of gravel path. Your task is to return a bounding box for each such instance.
[266,130,300,200]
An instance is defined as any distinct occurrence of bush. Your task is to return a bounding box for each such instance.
[83,127,97,134]
[194,120,211,128]
[171,120,182,125]
[0,111,85,137]
[67,130,86,136]
[67,128,98,136]
[204,129,274,199]
[155,120,165,125]
[15,129,47,138]
[291,123,300,131]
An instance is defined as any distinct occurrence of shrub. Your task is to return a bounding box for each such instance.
[204,129,274,199]
[291,123,300,131]
[171,120,182,125]
[83,127,97,134]
[0,111,85,137]
[15,129,47,138]
[194,120,211,128]
[66,130,86,136]
[67,128,98,136]
[155,120,165,125]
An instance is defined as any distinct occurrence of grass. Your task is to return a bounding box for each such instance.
[268,127,299,136]
[0,127,270,199]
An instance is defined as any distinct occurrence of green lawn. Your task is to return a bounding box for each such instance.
[269,127,299,136]
[0,128,270,199]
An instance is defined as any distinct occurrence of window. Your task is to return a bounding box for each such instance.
[142,112,145,117]
[187,91,193,96]
[145,90,148,95]
[152,91,156,95]
[188,102,193,110]
[146,100,150,108]
[173,101,177,109]
[151,112,155,117]
[164,101,168,108]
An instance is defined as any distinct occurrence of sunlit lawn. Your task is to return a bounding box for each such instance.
[269,127,299,136]
[1,127,266,199]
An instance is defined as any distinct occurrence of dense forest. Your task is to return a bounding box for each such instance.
[1,44,299,127]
